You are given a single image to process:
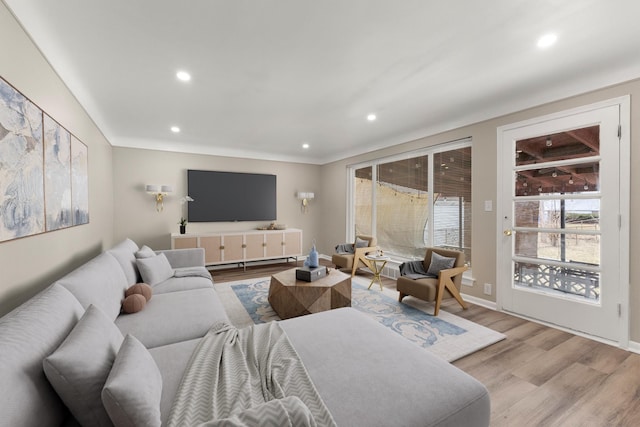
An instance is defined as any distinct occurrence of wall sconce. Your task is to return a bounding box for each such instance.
[145,184,172,212]
[296,192,315,213]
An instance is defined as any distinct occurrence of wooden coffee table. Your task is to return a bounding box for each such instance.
[268,268,351,319]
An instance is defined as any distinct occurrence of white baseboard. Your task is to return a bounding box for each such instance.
[460,293,498,311]
[627,340,640,354]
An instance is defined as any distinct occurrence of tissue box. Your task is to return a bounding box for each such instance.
[296,266,327,282]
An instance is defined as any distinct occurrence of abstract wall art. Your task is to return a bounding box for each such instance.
[44,113,72,231]
[71,136,89,225]
[0,76,89,243]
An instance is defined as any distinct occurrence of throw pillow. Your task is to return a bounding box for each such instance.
[43,305,124,427]
[125,283,152,301]
[135,245,156,259]
[102,335,163,427]
[427,252,457,276]
[136,253,174,286]
[355,237,369,248]
[122,294,146,314]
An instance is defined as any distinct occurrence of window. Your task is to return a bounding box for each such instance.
[349,139,472,265]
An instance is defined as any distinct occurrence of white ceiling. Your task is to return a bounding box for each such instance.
[5,1,640,165]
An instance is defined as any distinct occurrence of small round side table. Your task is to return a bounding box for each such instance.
[365,255,390,290]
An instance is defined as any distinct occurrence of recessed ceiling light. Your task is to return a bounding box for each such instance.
[176,71,191,81]
[302,143,310,149]
[537,33,557,49]
[367,113,377,122]
[170,126,180,133]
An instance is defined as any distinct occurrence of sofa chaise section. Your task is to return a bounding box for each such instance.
[280,308,491,427]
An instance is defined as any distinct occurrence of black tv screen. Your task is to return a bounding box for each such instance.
[187,170,277,222]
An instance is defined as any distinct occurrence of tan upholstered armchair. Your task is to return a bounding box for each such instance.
[397,247,468,316]
[332,235,378,277]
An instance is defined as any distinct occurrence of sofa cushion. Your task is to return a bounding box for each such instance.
[43,305,125,427]
[152,275,213,295]
[157,248,206,268]
[355,236,370,248]
[136,253,175,286]
[115,288,228,348]
[57,252,129,320]
[149,338,201,424]
[107,238,141,286]
[136,245,156,259]
[0,284,84,427]
[427,251,457,276]
[102,335,163,427]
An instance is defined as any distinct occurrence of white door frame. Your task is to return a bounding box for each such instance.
[496,96,630,348]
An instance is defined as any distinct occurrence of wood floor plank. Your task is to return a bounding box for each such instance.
[480,373,537,418]
[503,320,548,341]
[524,325,574,351]
[549,354,640,426]
[575,341,632,374]
[492,362,606,427]
[512,335,601,386]
[481,313,529,333]
[453,337,523,370]
[455,341,547,384]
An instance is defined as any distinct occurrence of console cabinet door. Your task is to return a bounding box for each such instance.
[222,234,244,263]
[199,236,222,264]
[265,232,283,258]
[245,233,265,260]
[283,230,302,256]
[173,236,197,250]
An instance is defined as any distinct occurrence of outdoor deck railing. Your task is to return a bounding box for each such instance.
[515,262,599,300]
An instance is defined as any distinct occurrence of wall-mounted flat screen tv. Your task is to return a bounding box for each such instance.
[187,170,277,222]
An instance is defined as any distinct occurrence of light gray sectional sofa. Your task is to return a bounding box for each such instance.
[0,238,491,427]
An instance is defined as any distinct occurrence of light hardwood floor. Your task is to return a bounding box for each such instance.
[211,259,640,426]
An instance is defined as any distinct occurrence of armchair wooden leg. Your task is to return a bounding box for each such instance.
[399,292,406,302]
[350,262,358,277]
[434,276,468,316]
[444,278,468,311]
[434,279,446,316]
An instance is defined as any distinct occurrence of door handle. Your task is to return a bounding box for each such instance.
[504,229,512,236]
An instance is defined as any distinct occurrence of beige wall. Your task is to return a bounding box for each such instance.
[318,78,640,341]
[0,4,115,316]
[112,147,322,253]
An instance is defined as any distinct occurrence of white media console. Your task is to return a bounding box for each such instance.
[171,228,303,268]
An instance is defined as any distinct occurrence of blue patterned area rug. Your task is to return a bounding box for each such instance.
[215,276,505,362]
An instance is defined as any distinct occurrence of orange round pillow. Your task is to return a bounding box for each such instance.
[122,294,146,314]
[125,283,152,302]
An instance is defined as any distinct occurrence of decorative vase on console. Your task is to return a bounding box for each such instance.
[178,218,187,234]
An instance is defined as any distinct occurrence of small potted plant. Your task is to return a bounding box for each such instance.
[178,217,187,234]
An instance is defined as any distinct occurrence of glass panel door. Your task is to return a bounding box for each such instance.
[513,128,600,301]
[499,104,621,341]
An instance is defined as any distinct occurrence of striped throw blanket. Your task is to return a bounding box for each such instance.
[167,322,336,427]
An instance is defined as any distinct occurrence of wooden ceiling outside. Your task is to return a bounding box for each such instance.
[515,125,600,195]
